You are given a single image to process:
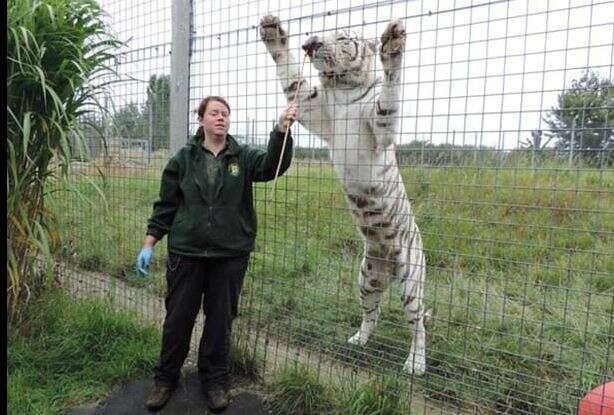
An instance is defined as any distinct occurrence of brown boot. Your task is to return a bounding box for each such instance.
[206,387,230,413]
[144,384,175,411]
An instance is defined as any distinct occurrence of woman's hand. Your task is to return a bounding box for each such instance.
[277,103,298,132]
[135,235,157,277]
[136,246,153,277]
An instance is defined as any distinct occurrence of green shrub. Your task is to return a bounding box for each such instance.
[7,0,120,323]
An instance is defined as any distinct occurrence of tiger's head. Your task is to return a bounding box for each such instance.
[302,29,377,88]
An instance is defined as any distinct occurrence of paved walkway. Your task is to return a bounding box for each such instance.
[65,370,273,415]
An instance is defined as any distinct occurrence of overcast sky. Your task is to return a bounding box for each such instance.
[100,0,614,149]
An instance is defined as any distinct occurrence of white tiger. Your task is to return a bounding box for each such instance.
[260,15,428,375]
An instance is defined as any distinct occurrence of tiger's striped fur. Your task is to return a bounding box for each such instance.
[260,15,427,375]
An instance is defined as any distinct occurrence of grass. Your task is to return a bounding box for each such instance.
[266,364,336,415]
[265,363,424,414]
[339,377,408,415]
[48,156,613,414]
[228,343,263,383]
[7,288,160,415]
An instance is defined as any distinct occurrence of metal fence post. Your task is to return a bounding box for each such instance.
[569,118,575,168]
[148,104,153,164]
[170,0,192,156]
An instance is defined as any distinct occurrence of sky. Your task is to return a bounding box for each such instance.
[99,0,614,149]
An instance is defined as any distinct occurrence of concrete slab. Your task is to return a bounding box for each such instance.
[65,371,273,415]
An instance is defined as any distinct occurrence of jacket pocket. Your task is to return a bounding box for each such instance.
[172,205,190,226]
[169,217,191,248]
[213,206,254,241]
[169,205,209,251]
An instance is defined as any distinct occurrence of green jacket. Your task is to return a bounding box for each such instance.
[147,130,293,257]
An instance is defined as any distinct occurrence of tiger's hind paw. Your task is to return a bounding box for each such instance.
[403,356,426,376]
[403,352,426,375]
[348,331,369,346]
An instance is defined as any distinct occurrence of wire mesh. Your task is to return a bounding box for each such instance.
[53,0,613,414]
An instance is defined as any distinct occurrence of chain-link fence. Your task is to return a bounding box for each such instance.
[54,0,613,413]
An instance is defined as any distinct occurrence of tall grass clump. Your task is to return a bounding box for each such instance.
[266,364,336,415]
[265,367,412,415]
[228,344,263,382]
[347,377,411,415]
[7,0,119,323]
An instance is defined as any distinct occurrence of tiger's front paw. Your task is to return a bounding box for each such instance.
[380,19,406,69]
[260,15,289,54]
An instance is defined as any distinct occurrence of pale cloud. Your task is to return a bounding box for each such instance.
[100,0,614,149]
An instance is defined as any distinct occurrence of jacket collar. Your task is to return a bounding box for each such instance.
[189,133,241,156]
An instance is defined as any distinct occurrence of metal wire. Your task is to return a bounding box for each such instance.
[54,0,614,414]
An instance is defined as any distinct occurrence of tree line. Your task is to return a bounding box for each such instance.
[76,74,170,158]
[78,71,612,166]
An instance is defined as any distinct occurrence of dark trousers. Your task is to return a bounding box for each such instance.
[153,252,249,389]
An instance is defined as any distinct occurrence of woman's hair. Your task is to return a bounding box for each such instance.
[196,96,231,138]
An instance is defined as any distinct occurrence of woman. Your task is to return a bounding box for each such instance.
[136,96,296,412]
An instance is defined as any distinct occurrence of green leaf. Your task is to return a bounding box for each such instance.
[7,0,119,323]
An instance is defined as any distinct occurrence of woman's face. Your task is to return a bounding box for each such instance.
[199,100,230,138]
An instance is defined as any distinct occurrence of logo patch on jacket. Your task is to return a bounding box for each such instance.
[228,161,240,176]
